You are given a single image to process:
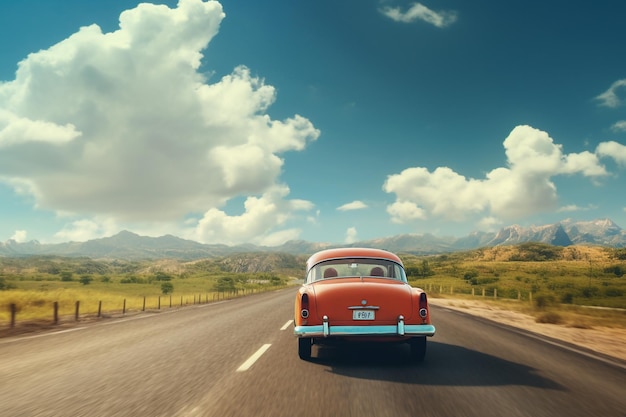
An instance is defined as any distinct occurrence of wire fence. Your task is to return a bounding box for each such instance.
[3,287,276,331]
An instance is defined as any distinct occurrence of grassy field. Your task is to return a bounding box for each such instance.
[402,243,626,328]
[0,255,295,325]
[1,243,625,330]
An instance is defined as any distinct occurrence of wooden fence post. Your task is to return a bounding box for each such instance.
[10,303,16,328]
[123,299,126,315]
[158,296,161,310]
[494,289,497,299]
[98,301,102,318]
[53,302,59,324]
[75,301,80,321]
[169,295,172,308]
[142,296,146,311]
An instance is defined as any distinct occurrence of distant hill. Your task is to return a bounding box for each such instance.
[1,218,624,260]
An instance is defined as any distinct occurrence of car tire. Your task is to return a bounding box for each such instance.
[298,337,312,360]
[409,337,427,362]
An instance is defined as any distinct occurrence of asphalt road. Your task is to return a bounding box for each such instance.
[1,288,625,417]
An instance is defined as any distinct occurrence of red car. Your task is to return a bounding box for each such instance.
[294,247,435,361]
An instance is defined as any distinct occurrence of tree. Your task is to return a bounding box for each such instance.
[79,275,93,285]
[60,271,73,282]
[214,276,236,292]
[161,282,174,294]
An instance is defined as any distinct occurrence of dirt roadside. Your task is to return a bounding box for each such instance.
[429,297,626,363]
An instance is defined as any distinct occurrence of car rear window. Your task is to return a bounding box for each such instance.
[307,258,407,283]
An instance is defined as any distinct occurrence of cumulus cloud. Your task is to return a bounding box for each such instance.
[337,200,368,211]
[611,121,626,132]
[557,204,596,213]
[10,230,28,243]
[380,3,457,27]
[384,125,616,226]
[597,141,626,166]
[192,185,313,246]
[595,79,626,108]
[344,227,358,244]
[54,219,118,242]
[0,0,319,244]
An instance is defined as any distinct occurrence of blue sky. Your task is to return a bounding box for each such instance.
[0,0,625,246]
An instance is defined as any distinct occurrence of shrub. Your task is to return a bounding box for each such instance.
[79,275,93,285]
[214,276,236,292]
[463,270,479,281]
[605,288,624,297]
[603,265,624,277]
[580,286,600,298]
[534,294,556,309]
[161,282,174,294]
[60,271,73,282]
[536,311,563,324]
[560,293,574,304]
[154,272,172,281]
[0,277,16,291]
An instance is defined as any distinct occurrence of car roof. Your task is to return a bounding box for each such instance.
[306,247,404,271]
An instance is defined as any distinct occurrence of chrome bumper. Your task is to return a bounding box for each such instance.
[294,315,436,338]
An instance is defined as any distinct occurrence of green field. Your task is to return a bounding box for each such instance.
[402,243,626,327]
[1,243,625,330]
[0,255,298,325]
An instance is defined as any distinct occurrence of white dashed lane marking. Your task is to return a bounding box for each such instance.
[236,344,272,372]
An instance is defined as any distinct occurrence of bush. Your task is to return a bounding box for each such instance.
[560,293,574,304]
[463,270,479,281]
[79,275,93,285]
[120,276,146,284]
[534,294,556,309]
[0,277,16,291]
[603,265,624,277]
[580,286,600,298]
[536,311,563,324]
[60,271,73,282]
[605,288,624,297]
[214,276,236,292]
[154,272,172,281]
[161,282,174,294]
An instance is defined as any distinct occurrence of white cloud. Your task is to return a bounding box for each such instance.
[344,227,358,244]
[557,204,597,213]
[384,125,614,226]
[595,79,626,108]
[0,0,319,245]
[477,217,502,232]
[597,141,626,166]
[10,230,28,243]
[54,219,117,242]
[192,185,314,246]
[386,200,427,224]
[0,110,81,148]
[380,3,457,27]
[337,200,368,211]
[611,121,626,132]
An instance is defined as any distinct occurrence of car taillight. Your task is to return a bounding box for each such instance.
[301,293,309,320]
[418,292,428,321]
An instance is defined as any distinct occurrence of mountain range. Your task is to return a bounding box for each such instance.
[1,218,624,260]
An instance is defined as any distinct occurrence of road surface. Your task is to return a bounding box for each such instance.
[1,288,625,417]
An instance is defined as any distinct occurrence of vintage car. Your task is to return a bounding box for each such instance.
[294,247,435,361]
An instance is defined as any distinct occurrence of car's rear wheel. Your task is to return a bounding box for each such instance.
[298,337,312,360]
[409,337,427,362]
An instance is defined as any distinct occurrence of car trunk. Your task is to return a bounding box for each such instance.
[312,278,414,324]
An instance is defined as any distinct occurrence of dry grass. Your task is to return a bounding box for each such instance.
[434,293,626,330]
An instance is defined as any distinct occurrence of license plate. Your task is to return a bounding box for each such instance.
[353,310,375,320]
